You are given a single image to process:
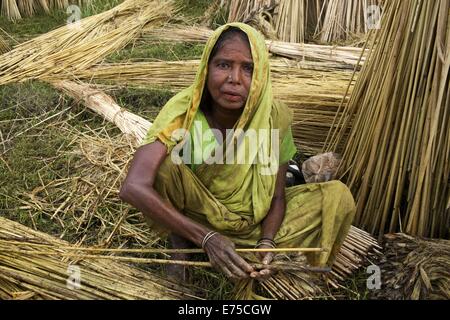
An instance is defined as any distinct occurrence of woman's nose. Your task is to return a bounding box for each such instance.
[229,67,241,84]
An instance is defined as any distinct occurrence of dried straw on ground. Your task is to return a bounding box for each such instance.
[0,216,201,300]
[0,34,9,54]
[324,0,449,238]
[314,0,381,43]
[53,59,355,157]
[372,234,450,300]
[14,119,158,248]
[0,0,92,20]
[142,24,367,69]
[0,0,175,86]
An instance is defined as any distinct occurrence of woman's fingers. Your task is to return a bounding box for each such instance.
[262,252,274,265]
[209,252,237,279]
[251,251,276,281]
[204,233,277,281]
[227,249,255,274]
[249,268,273,281]
[256,269,272,282]
[225,259,250,279]
[205,235,253,280]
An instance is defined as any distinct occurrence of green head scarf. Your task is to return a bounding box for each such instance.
[142,23,292,233]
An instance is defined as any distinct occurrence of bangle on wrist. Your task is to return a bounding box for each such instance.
[201,231,218,249]
[256,238,276,249]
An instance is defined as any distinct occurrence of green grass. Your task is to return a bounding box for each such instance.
[336,268,371,300]
[0,13,66,42]
[176,0,211,19]
[107,42,205,62]
[110,87,172,120]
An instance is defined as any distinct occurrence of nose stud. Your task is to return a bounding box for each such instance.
[228,74,233,81]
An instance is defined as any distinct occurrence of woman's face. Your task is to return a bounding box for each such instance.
[207,35,253,112]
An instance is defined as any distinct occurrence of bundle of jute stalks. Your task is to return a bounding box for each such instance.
[0,0,91,21]
[372,234,450,300]
[225,0,277,39]
[142,24,367,69]
[0,0,175,86]
[314,0,381,43]
[226,0,274,23]
[53,58,355,157]
[324,0,449,238]
[224,0,324,43]
[272,0,323,43]
[0,216,201,300]
[223,0,381,44]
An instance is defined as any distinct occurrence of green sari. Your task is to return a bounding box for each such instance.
[141,23,355,267]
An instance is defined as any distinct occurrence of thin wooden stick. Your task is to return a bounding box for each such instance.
[0,241,325,254]
[3,249,331,273]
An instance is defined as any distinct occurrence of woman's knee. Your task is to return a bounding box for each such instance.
[327,180,356,211]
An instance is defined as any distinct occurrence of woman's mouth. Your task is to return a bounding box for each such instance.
[222,91,242,102]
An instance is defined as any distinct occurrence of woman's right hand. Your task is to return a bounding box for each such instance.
[203,233,255,281]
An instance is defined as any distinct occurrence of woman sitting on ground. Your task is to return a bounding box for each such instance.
[119,23,356,282]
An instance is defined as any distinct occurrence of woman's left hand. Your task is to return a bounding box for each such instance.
[250,244,275,281]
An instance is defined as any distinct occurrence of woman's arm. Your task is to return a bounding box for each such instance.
[261,164,288,240]
[119,141,207,245]
[255,164,288,279]
[119,141,255,280]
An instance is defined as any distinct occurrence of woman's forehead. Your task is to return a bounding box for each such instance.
[212,36,253,61]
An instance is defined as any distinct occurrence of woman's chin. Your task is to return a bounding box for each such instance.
[218,100,246,111]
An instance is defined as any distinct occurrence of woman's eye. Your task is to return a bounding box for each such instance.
[218,62,230,69]
[243,64,253,73]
